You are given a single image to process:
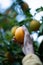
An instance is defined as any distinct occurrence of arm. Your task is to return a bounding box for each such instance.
[22,25,42,65]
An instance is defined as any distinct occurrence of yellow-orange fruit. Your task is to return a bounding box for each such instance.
[15,27,24,43]
[11,26,19,36]
[29,20,40,31]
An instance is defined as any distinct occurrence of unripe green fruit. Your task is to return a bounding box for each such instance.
[29,20,40,31]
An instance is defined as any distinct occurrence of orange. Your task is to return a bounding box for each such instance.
[5,52,14,62]
[15,27,24,43]
[29,20,40,31]
[11,26,19,36]
[22,2,29,11]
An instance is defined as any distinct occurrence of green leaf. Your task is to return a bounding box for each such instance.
[36,7,43,12]
[5,31,13,41]
[39,24,43,34]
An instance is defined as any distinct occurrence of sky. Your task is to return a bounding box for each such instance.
[0,0,43,21]
[0,0,43,10]
[0,0,43,43]
[23,0,43,22]
[0,0,13,13]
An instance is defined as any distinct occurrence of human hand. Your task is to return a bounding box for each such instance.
[13,25,34,55]
[22,25,34,55]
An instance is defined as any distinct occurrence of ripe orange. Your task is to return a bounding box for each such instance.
[11,26,19,36]
[29,20,40,31]
[15,27,24,43]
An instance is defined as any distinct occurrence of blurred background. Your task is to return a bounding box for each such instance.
[0,0,43,65]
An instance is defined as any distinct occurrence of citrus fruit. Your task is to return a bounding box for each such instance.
[22,2,29,11]
[29,20,40,31]
[15,27,24,43]
[5,52,14,62]
[11,26,19,36]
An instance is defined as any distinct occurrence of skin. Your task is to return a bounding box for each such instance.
[14,25,42,65]
[14,25,34,55]
[22,25,34,55]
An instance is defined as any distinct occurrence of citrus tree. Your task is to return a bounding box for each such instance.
[0,0,43,65]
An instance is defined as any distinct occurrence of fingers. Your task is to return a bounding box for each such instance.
[22,25,34,55]
[22,25,29,34]
[22,25,32,43]
[22,25,33,43]
[22,25,27,32]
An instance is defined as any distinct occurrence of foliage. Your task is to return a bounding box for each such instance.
[0,0,43,65]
